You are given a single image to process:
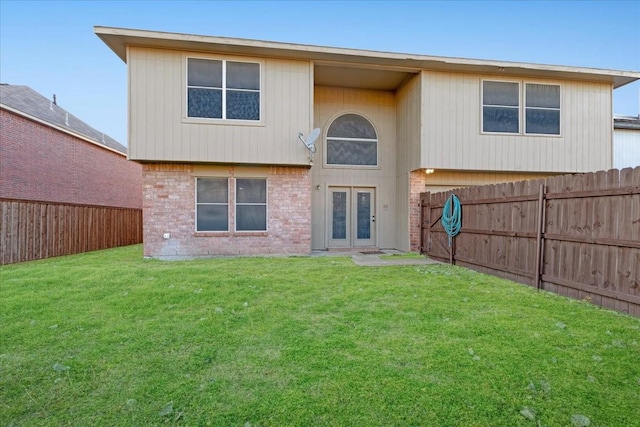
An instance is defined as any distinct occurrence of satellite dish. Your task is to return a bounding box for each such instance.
[298,128,320,153]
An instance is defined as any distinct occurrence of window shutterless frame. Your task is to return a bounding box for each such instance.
[195,177,229,232]
[524,83,561,136]
[185,56,261,122]
[324,112,379,168]
[481,79,562,137]
[235,178,268,232]
[481,80,521,135]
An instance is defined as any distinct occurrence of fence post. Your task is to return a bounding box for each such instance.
[534,183,546,290]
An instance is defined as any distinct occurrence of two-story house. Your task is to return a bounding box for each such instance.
[95,27,640,259]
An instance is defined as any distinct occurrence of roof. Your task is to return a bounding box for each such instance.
[614,115,640,130]
[0,84,126,154]
[95,26,640,91]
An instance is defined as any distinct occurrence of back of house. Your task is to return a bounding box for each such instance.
[95,26,640,260]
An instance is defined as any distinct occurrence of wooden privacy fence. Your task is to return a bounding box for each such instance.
[0,199,142,265]
[421,167,640,317]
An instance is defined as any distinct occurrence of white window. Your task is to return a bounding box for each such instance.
[482,80,561,136]
[482,81,520,134]
[187,58,260,121]
[525,83,560,135]
[326,114,378,166]
[196,178,229,231]
[236,179,267,231]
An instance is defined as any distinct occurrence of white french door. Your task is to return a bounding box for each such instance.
[328,187,376,248]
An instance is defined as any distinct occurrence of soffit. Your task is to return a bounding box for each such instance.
[95,26,640,89]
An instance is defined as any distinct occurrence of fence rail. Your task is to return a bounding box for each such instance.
[0,199,142,265]
[421,167,640,317]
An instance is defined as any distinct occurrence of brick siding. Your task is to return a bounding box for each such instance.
[0,109,142,209]
[409,170,426,252]
[142,164,311,259]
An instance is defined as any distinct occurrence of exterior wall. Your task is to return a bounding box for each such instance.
[128,47,313,165]
[614,129,640,169]
[311,86,397,250]
[396,74,422,174]
[0,109,142,209]
[395,75,423,251]
[421,71,613,173]
[142,163,310,259]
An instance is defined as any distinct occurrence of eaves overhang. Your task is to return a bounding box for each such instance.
[95,26,640,90]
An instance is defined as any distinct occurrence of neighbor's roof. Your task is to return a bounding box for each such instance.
[95,26,640,90]
[0,84,126,155]
[614,115,640,130]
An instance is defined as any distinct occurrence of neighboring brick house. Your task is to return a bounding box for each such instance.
[95,27,640,259]
[0,84,142,208]
[1,84,143,264]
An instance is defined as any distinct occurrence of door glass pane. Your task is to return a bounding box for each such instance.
[332,192,347,239]
[356,192,371,239]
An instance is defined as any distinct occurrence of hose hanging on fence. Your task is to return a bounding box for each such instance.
[441,194,462,247]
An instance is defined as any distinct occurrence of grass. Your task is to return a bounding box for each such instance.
[1,245,639,426]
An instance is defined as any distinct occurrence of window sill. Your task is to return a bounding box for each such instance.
[182,117,265,127]
[193,231,268,238]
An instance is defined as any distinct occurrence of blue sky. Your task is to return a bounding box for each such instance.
[1,0,639,146]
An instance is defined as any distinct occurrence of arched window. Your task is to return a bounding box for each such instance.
[326,114,377,166]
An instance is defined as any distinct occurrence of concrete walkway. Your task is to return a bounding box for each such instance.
[311,249,440,267]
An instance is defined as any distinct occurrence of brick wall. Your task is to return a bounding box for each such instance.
[143,164,311,259]
[0,109,142,209]
[409,170,426,252]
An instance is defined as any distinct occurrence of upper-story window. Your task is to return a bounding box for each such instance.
[326,114,378,166]
[482,81,520,134]
[525,83,560,135]
[187,58,260,121]
[482,80,560,136]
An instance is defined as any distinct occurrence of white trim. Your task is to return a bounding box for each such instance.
[524,82,562,137]
[0,104,126,157]
[480,79,521,135]
[234,177,268,232]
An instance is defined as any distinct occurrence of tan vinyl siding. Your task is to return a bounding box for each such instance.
[311,86,396,250]
[422,170,559,194]
[421,71,613,173]
[395,172,410,251]
[396,74,422,174]
[128,47,312,165]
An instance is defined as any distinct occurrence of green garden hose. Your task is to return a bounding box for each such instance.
[441,194,462,246]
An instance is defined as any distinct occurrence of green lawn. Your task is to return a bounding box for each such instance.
[1,245,639,426]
